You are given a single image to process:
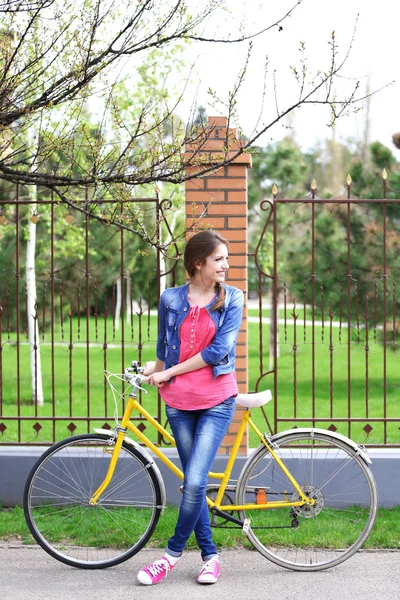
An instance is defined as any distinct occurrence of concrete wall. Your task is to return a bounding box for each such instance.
[1,446,399,509]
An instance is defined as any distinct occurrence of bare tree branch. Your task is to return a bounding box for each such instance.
[0,0,383,252]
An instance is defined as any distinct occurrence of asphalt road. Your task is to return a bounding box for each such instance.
[1,544,399,600]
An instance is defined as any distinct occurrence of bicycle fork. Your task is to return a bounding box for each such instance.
[88,428,126,506]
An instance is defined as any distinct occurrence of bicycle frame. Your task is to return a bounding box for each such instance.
[89,387,313,514]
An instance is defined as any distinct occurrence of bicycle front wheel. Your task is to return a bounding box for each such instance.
[236,430,378,571]
[24,434,163,569]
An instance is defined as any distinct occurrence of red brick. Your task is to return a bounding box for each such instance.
[228,268,248,280]
[228,241,247,254]
[186,138,244,152]
[237,331,247,344]
[227,191,248,202]
[185,191,225,202]
[192,217,226,228]
[186,179,204,190]
[227,165,247,177]
[226,255,246,267]
[208,116,228,127]
[223,229,247,242]
[235,356,248,370]
[207,203,247,216]
[183,151,252,166]
[228,216,247,228]
[206,178,247,190]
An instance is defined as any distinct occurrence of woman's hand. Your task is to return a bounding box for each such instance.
[147,370,170,388]
[143,361,156,376]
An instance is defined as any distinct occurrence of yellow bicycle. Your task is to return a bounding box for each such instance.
[24,361,378,572]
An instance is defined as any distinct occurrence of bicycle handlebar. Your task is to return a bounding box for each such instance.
[123,361,149,390]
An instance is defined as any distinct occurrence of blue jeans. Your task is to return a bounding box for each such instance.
[165,396,236,560]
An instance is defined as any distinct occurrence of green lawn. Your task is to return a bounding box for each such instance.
[1,313,399,446]
[1,505,400,550]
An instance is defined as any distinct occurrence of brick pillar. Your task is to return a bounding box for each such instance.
[185,116,251,455]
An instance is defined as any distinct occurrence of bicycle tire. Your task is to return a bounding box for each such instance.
[236,430,378,571]
[23,433,163,569]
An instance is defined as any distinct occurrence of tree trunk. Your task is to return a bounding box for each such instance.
[126,272,131,324]
[115,277,121,330]
[26,198,44,405]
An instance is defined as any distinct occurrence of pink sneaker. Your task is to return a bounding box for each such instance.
[137,556,174,585]
[197,557,220,584]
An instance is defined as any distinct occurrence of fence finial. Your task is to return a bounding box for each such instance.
[272,184,278,196]
[346,174,352,186]
[382,168,387,180]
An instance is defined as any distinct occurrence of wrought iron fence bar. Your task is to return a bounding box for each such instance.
[283,282,287,343]
[311,194,316,422]
[346,190,352,439]
[258,273,264,375]
[0,415,163,421]
[50,198,56,441]
[328,299,334,419]
[273,199,278,433]
[120,214,126,413]
[275,198,400,204]
[103,309,109,416]
[292,300,298,419]
[85,210,91,432]
[59,282,64,342]
[0,299,3,412]
[34,303,39,418]
[320,284,324,343]
[382,201,388,445]
[364,295,370,420]
[155,193,163,444]
[303,282,307,343]
[15,191,21,442]
[0,198,158,206]
[355,282,360,342]
[68,308,73,419]
[275,417,400,422]
[393,282,397,344]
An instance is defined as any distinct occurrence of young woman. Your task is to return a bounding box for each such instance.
[137,230,244,586]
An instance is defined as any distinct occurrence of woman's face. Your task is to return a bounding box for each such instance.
[195,243,229,286]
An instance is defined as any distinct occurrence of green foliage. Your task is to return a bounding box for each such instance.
[248,134,400,324]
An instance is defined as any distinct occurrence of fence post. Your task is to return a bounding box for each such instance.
[185,116,251,454]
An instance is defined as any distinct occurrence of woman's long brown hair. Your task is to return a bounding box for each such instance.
[184,230,229,310]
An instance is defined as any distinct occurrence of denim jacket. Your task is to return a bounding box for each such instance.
[156,283,244,379]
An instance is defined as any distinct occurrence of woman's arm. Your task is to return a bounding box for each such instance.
[200,288,244,365]
[148,353,207,387]
[148,287,244,388]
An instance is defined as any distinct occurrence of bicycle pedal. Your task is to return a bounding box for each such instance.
[242,518,251,534]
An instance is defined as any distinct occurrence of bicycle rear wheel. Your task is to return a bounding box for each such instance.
[236,430,377,571]
[24,434,163,569]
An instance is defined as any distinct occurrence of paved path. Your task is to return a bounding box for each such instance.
[1,544,399,600]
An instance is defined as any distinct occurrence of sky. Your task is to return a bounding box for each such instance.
[186,0,400,156]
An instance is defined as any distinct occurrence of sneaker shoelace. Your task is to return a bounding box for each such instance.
[202,558,218,574]
[147,558,171,578]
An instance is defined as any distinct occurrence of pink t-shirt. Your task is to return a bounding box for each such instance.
[160,306,238,410]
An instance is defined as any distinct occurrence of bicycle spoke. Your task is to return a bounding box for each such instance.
[236,431,377,571]
[25,435,162,568]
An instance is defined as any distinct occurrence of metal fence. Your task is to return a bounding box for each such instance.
[0,184,180,444]
[249,184,400,447]
[2,181,400,448]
